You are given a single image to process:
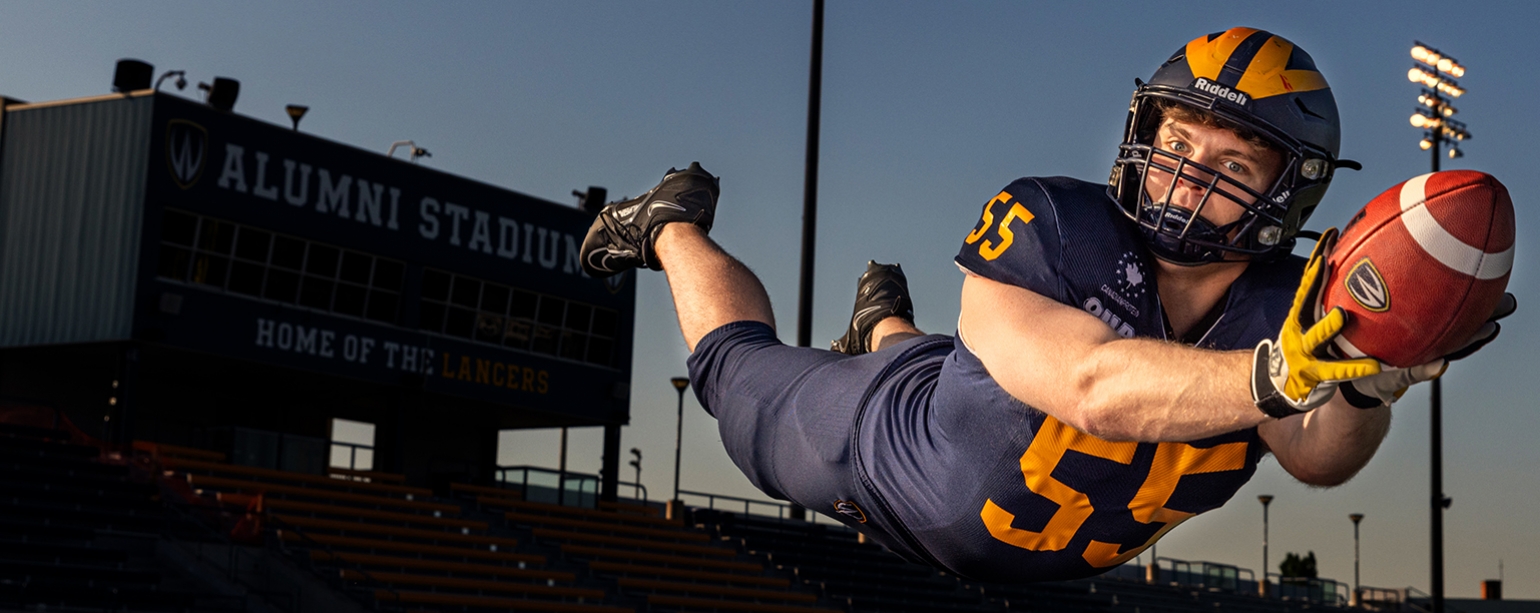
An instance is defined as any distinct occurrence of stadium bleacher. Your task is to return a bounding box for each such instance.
[0,411,1362,613]
[697,507,1355,613]
[0,421,246,612]
[470,488,841,613]
[156,444,635,612]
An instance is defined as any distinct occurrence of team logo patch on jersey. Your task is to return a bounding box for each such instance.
[1344,257,1390,313]
[1115,251,1148,299]
[833,499,867,523]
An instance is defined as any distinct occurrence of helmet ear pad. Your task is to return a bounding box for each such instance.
[1281,183,1329,239]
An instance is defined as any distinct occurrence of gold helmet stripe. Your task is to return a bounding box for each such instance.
[1237,37,1329,99]
[1184,27,1259,81]
[1186,27,1329,100]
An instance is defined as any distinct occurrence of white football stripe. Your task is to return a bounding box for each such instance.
[1333,334,1369,359]
[1398,173,1513,280]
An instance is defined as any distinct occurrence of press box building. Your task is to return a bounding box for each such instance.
[0,84,635,494]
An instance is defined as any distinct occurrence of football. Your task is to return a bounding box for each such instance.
[1323,170,1515,367]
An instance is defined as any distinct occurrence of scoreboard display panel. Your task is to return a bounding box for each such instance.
[135,95,633,423]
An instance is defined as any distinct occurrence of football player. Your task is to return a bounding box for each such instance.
[580,28,1511,582]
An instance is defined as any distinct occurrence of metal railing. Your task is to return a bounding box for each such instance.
[159,500,304,612]
[1359,585,1414,611]
[1266,572,1352,607]
[619,480,648,502]
[1156,557,1255,593]
[678,489,844,526]
[1405,586,1434,613]
[496,465,601,507]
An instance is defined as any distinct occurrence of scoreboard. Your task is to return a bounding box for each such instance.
[0,91,634,426]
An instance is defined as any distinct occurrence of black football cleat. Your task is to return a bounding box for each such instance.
[580,162,720,278]
[830,261,916,356]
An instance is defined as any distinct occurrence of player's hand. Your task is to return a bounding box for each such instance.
[1339,292,1517,408]
[1251,228,1382,418]
[1443,292,1516,361]
[1338,360,1446,409]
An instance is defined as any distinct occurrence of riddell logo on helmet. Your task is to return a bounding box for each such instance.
[1192,78,1250,106]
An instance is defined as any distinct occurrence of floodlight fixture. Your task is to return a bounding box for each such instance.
[387,140,432,164]
[285,104,309,131]
[155,70,187,92]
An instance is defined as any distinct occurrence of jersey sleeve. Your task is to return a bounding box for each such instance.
[954,179,1065,302]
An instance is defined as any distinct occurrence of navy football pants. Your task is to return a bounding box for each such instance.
[684,320,953,563]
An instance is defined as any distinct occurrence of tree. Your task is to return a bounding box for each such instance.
[1279,551,1318,580]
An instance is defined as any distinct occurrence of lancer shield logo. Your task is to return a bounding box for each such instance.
[833,499,867,523]
[1344,258,1390,313]
[166,119,207,190]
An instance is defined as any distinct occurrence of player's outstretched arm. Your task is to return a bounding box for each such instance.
[1256,396,1389,486]
[959,273,1266,442]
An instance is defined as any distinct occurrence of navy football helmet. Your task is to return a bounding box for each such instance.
[1109,27,1358,264]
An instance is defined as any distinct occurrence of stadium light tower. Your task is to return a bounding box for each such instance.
[1259,495,1274,597]
[1350,513,1364,607]
[791,0,825,525]
[1408,41,1469,613]
[669,376,690,519]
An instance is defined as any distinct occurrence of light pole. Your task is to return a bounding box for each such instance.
[791,0,825,525]
[669,377,690,520]
[1350,513,1364,607]
[1259,495,1274,597]
[1407,42,1469,613]
[628,448,642,499]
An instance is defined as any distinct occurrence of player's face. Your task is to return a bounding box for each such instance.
[1142,118,1283,228]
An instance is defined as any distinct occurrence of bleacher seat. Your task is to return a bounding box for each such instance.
[484,495,840,613]
[704,510,988,613]
[0,426,241,611]
[697,507,1362,613]
[157,445,633,611]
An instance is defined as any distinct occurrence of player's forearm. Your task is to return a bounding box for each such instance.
[1070,339,1268,442]
[1262,394,1390,486]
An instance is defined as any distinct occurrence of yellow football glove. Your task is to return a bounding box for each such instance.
[1337,292,1515,408]
[1251,228,1383,418]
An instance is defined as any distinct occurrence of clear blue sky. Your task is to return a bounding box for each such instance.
[5,1,1535,598]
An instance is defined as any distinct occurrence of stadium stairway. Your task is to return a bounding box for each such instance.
[158,452,635,612]
[0,423,254,612]
[468,490,842,613]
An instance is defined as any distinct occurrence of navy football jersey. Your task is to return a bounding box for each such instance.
[856,177,1304,582]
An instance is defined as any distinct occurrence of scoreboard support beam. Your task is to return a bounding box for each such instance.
[600,424,621,503]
